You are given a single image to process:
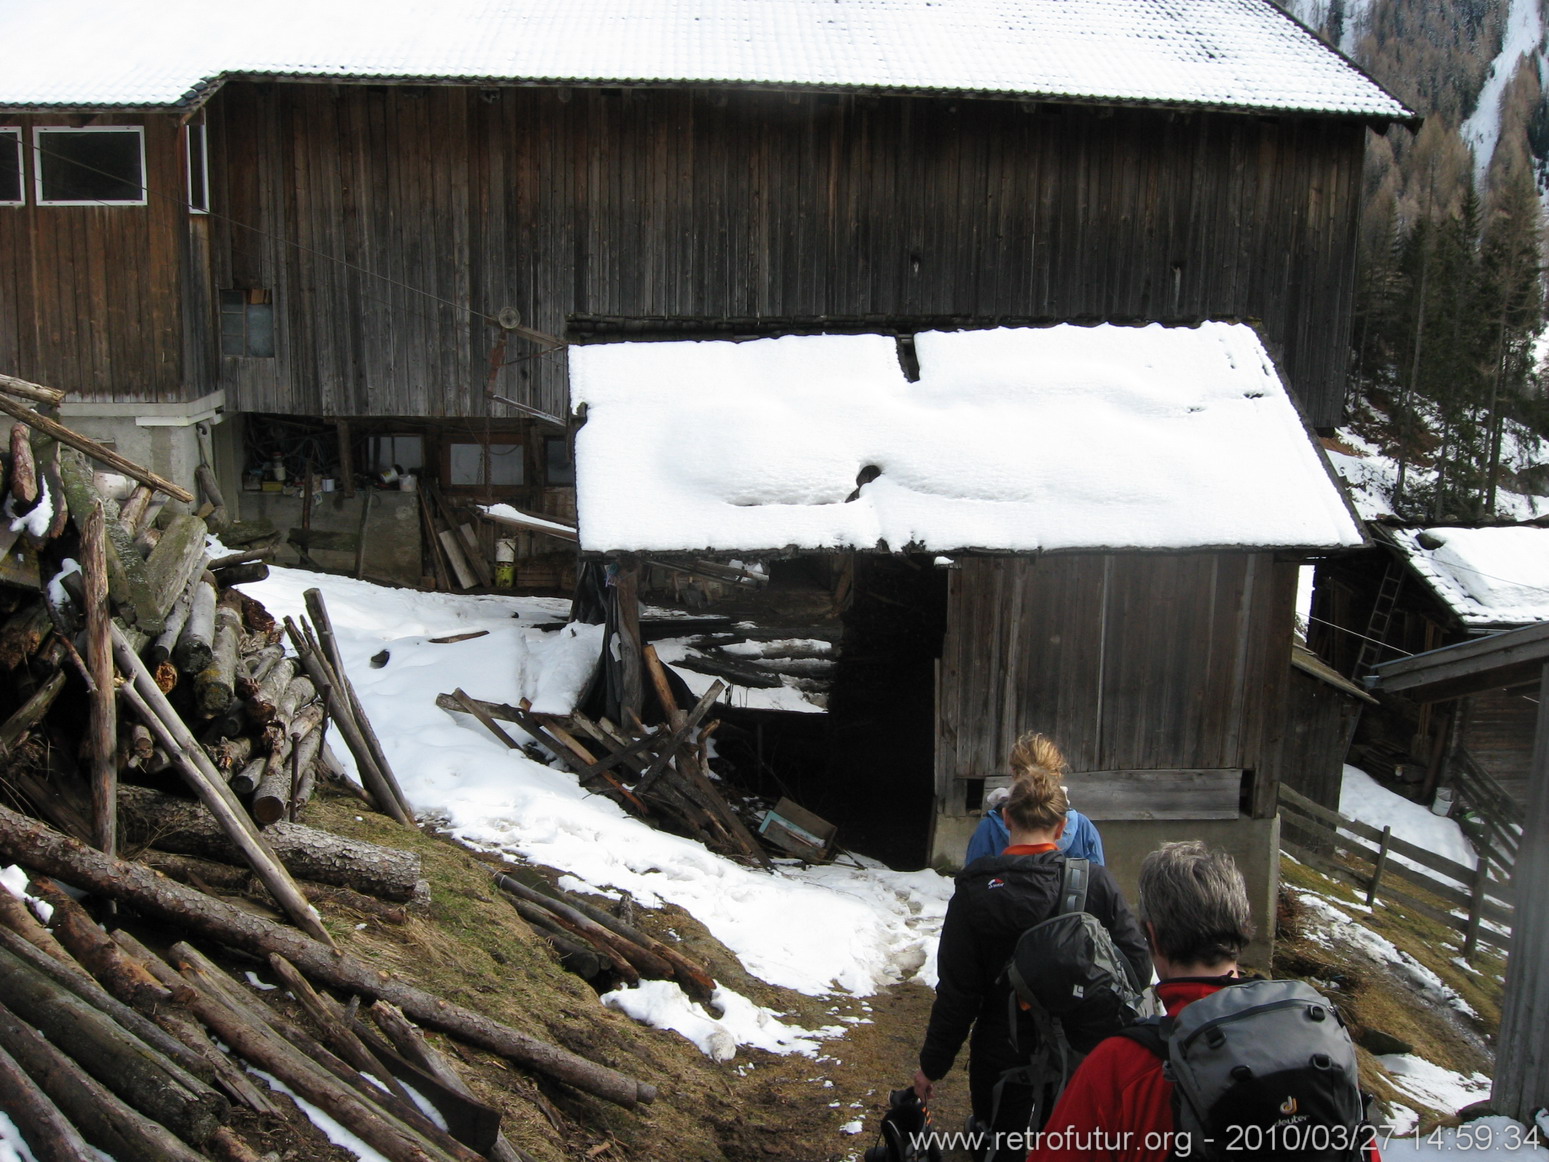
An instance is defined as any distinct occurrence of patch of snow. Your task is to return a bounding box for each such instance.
[1340,766,1477,886]
[1461,0,1545,187]
[602,979,841,1061]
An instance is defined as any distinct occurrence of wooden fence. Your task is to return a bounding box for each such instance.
[1278,785,1515,962]
[1451,749,1523,880]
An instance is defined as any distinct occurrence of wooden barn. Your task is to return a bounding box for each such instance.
[1308,522,1549,838]
[0,0,1411,908]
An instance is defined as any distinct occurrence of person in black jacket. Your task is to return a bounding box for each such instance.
[912,733,1151,1162]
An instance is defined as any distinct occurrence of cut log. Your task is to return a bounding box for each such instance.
[146,581,194,666]
[0,942,229,1145]
[57,449,164,633]
[174,574,218,675]
[105,929,282,1115]
[0,804,655,1108]
[276,674,317,720]
[246,655,298,723]
[196,463,228,533]
[194,601,243,718]
[494,873,670,981]
[163,949,471,1162]
[83,500,118,855]
[0,373,67,407]
[112,626,338,949]
[118,484,155,536]
[25,877,173,1010]
[231,756,267,796]
[210,561,269,586]
[370,1002,538,1162]
[210,733,255,772]
[0,1038,97,1162]
[0,881,82,972]
[118,783,424,901]
[10,422,37,504]
[144,513,210,626]
[0,666,65,754]
[0,921,215,1092]
[0,999,210,1162]
[0,599,53,671]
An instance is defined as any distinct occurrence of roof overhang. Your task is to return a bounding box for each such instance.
[1366,621,1549,703]
[568,322,1368,557]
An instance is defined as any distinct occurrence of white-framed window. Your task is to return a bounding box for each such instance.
[1,129,22,205]
[185,122,209,214]
[33,126,147,206]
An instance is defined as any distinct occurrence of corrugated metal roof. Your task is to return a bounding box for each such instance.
[0,0,1411,120]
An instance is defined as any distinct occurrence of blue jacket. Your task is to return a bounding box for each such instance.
[963,807,1105,866]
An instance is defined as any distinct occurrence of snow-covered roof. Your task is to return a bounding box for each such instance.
[0,0,1412,121]
[1389,526,1549,631]
[567,322,1367,556]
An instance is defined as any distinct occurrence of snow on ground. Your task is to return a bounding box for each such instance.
[1339,764,1478,886]
[1461,0,1546,187]
[238,566,953,1034]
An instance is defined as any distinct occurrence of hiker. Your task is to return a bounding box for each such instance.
[914,733,1150,1162]
[964,785,1106,867]
[1028,840,1379,1162]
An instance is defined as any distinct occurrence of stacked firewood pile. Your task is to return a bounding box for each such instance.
[439,645,771,867]
[0,374,663,1161]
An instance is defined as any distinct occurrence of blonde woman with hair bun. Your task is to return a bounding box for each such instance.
[915,732,1148,1162]
[964,731,1107,866]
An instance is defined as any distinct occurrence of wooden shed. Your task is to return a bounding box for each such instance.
[567,324,1367,938]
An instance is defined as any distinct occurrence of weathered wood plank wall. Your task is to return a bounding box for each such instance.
[2,86,1367,425]
[0,116,189,402]
[198,84,1362,424]
[937,552,1298,818]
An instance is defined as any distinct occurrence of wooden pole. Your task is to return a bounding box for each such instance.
[0,372,67,407]
[84,501,116,855]
[0,394,193,502]
[0,805,652,1108]
[1366,825,1391,908]
[112,625,339,949]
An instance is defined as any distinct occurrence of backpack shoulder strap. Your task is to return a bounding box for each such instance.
[1113,1016,1169,1059]
[1058,857,1089,915]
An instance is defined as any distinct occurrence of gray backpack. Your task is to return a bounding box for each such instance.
[1120,978,1372,1162]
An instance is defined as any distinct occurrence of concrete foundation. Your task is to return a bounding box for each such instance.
[237,489,424,586]
[932,813,1281,972]
[56,392,225,515]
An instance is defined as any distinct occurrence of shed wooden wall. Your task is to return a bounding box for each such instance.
[0,114,198,403]
[936,552,1298,819]
[1461,687,1539,812]
[180,83,1364,425]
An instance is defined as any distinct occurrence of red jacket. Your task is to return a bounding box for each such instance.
[1028,977,1382,1162]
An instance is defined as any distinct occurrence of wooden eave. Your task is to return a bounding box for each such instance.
[1365,620,1549,703]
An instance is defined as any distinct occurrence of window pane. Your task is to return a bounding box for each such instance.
[487,443,524,486]
[245,302,275,357]
[0,130,21,204]
[219,291,247,357]
[544,436,575,485]
[186,124,208,213]
[37,129,144,203]
[449,443,484,486]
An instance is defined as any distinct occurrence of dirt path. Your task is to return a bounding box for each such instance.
[720,977,978,1162]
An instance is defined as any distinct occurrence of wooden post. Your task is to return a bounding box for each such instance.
[1463,859,1491,963]
[614,558,644,725]
[1493,660,1549,1122]
[82,502,116,856]
[336,420,356,498]
[1365,825,1391,908]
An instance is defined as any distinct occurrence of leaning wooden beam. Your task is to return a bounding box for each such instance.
[0,394,194,502]
[0,942,230,1146]
[83,502,117,855]
[112,626,338,949]
[0,998,210,1162]
[494,874,666,982]
[0,372,67,408]
[284,617,413,827]
[0,1037,96,1162]
[0,805,655,1109]
[303,589,412,817]
[0,667,65,756]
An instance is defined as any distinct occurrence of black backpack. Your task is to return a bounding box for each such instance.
[1118,977,1373,1162]
[993,858,1148,1132]
[863,1088,942,1162]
